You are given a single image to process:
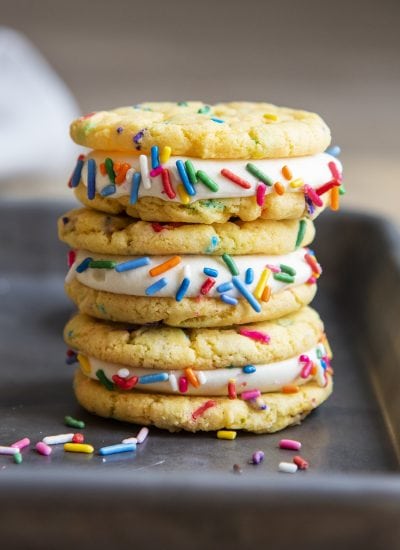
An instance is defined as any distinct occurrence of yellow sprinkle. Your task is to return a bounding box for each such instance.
[253,268,271,300]
[77,354,91,375]
[263,113,278,121]
[160,145,172,164]
[217,430,237,440]
[321,333,333,359]
[177,183,190,204]
[289,178,304,189]
[64,443,94,454]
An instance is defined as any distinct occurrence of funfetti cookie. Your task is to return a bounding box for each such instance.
[65,308,333,433]
[68,102,343,224]
[62,244,322,328]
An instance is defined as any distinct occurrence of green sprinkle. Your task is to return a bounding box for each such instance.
[222,253,239,276]
[295,219,307,248]
[105,157,115,184]
[246,163,273,186]
[280,264,297,276]
[198,105,211,114]
[177,101,188,106]
[65,415,85,429]
[273,272,295,284]
[316,348,323,358]
[277,318,294,327]
[196,170,219,192]
[14,452,23,465]
[96,369,115,391]
[339,185,346,195]
[185,160,198,185]
[88,260,117,269]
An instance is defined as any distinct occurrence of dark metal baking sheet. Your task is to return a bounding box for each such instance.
[1,200,400,549]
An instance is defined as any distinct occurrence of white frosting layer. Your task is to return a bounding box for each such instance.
[83,344,328,396]
[80,151,342,202]
[68,248,314,299]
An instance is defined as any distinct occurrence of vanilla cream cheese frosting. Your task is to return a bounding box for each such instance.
[80,343,328,396]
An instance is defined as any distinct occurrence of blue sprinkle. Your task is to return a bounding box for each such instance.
[232,276,261,312]
[75,257,93,273]
[206,235,220,253]
[245,268,254,285]
[217,281,233,293]
[220,294,238,306]
[211,117,224,123]
[100,184,116,197]
[115,257,150,272]
[99,443,137,456]
[242,365,256,374]
[325,145,341,157]
[65,356,78,365]
[70,157,84,188]
[320,358,328,371]
[130,172,141,204]
[87,158,96,199]
[175,277,191,301]
[151,145,160,169]
[139,372,169,384]
[176,160,196,196]
[145,278,168,296]
[203,267,219,278]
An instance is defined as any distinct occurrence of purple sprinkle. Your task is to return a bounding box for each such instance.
[250,450,265,465]
[62,216,69,224]
[116,127,124,134]
[305,195,315,215]
[133,129,146,144]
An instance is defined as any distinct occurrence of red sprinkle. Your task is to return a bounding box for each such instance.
[67,250,76,268]
[66,349,76,358]
[161,168,176,199]
[303,184,323,207]
[192,400,217,420]
[293,455,309,470]
[151,222,183,232]
[328,161,342,182]
[304,253,322,275]
[112,375,138,390]
[238,328,271,344]
[80,112,96,120]
[72,433,85,444]
[256,183,267,206]
[179,376,188,393]
[315,178,340,196]
[228,380,237,399]
[220,168,252,189]
[200,277,216,295]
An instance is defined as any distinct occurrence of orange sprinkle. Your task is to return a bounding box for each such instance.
[310,363,318,376]
[327,366,334,376]
[115,162,131,185]
[281,165,292,180]
[100,163,107,176]
[274,182,285,195]
[184,367,200,388]
[113,162,121,174]
[330,186,340,211]
[282,384,300,394]
[149,256,181,277]
[261,285,271,302]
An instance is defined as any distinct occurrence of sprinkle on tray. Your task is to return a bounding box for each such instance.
[35,442,52,456]
[217,430,237,440]
[64,443,94,454]
[279,462,298,474]
[279,439,302,451]
[233,463,242,474]
[13,452,23,464]
[250,450,265,464]
[99,443,136,456]
[256,183,267,206]
[116,256,150,272]
[220,168,252,189]
[293,455,309,470]
[145,278,168,296]
[192,400,216,420]
[0,445,19,455]
[196,170,219,192]
[222,253,239,276]
[43,433,75,445]
[295,219,307,248]
[232,277,261,312]
[11,438,30,450]
[122,437,138,445]
[246,163,273,186]
[238,328,271,344]
[65,416,85,429]
[136,427,149,444]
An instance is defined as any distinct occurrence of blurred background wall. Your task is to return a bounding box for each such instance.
[1,0,399,222]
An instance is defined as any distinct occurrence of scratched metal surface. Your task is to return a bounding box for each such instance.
[0,201,400,549]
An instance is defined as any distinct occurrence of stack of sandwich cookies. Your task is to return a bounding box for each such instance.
[59,101,342,433]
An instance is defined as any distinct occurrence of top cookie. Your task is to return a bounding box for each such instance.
[70,101,331,159]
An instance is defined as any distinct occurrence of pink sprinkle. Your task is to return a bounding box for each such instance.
[304,184,323,207]
[279,439,302,451]
[179,376,188,393]
[241,389,261,401]
[11,437,30,450]
[299,355,312,378]
[239,329,270,344]
[136,427,149,444]
[256,183,267,206]
[67,250,76,268]
[192,400,216,420]
[150,166,163,177]
[265,264,280,273]
[36,442,52,456]
[328,161,342,182]
[307,276,317,285]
